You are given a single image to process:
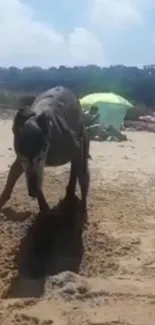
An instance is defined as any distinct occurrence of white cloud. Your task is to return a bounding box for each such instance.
[87,0,155,66]
[0,0,153,68]
[0,0,105,67]
[68,28,105,65]
[90,0,143,29]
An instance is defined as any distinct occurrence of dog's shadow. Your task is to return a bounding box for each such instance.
[9,196,84,298]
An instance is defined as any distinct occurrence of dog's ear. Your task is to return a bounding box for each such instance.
[37,112,50,135]
[12,109,35,135]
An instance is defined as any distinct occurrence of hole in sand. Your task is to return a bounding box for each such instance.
[2,207,31,222]
[8,196,84,298]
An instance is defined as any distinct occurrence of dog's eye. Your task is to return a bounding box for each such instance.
[33,151,46,163]
[36,156,43,162]
[18,154,28,164]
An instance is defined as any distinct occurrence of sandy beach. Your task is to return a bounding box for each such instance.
[0,115,155,324]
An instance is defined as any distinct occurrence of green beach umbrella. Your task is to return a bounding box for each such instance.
[80,92,133,131]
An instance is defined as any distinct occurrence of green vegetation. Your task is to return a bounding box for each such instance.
[0,64,154,120]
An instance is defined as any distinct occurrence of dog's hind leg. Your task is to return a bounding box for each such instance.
[65,162,77,200]
[77,129,90,227]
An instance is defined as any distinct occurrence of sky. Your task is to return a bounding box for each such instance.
[0,0,155,67]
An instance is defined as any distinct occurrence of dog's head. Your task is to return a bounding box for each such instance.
[15,112,51,197]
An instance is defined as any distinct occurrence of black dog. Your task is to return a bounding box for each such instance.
[0,86,90,226]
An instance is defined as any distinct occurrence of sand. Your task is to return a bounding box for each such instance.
[0,116,155,324]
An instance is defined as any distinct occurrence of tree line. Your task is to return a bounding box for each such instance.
[0,64,155,119]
